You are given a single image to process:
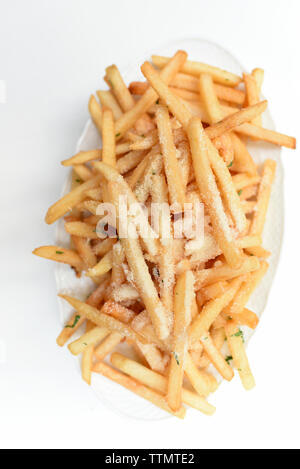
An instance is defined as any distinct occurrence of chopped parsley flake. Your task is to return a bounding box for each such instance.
[228,161,234,168]
[238,190,243,196]
[65,315,81,329]
[232,329,245,343]
[56,251,64,255]
[173,352,180,366]
[116,133,121,137]
[225,355,233,364]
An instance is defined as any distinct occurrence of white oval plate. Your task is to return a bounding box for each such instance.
[55,38,284,420]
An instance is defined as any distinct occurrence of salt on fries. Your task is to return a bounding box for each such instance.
[34,49,295,419]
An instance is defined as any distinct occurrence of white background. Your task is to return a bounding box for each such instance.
[0,0,299,450]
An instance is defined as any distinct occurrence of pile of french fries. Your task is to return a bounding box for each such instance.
[34,51,296,419]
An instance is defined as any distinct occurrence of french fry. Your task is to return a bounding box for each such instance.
[93,331,123,361]
[194,255,260,290]
[86,250,113,278]
[102,107,116,168]
[233,173,261,191]
[93,361,186,419]
[111,353,215,416]
[225,321,255,390]
[230,308,259,330]
[223,261,269,318]
[94,161,159,256]
[167,271,194,411]
[56,275,110,347]
[156,105,186,208]
[189,277,243,343]
[59,295,147,345]
[65,221,99,239]
[129,77,245,105]
[96,90,123,120]
[73,164,93,181]
[82,320,96,385]
[152,55,242,87]
[187,117,241,268]
[114,50,187,139]
[33,245,85,270]
[250,159,277,237]
[45,175,102,224]
[61,144,130,167]
[252,68,264,93]
[200,334,234,381]
[68,326,109,356]
[243,72,262,126]
[185,352,218,397]
[245,246,271,259]
[88,94,102,133]
[105,65,135,112]
[93,238,116,257]
[71,235,97,268]
[117,150,146,175]
[230,133,257,176]
[235,122,296,149]
[111,242,126,287]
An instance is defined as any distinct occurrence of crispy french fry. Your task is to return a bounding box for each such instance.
[230,308,259,330]
[167,271,194,411]
[185,352,218,397]
[93,238,116,257]
[233,173,261,191]
[88,94,102,133]
[105,65,135,111]
[73,164,93,182]
[245,246,271,258]
[45,175,102,224]
[243,72,261,126]
[200,334,234,381]
[82,321,97,385]
[68,326,109,356]
[230,133,257,176]
[71,235,97,268]
[111,353,215,416]
[96,90,123,120]
[225,321,255,390]
[152,55,242,87]
[86,250,113,278]
[114,50,187,139]
[252,68,264,93]
[93,361,186,419]
[235,123,296,149]
[93,331,123,361]
[194,256,260,290]
[117,150,146,175]
[250,159,277,237]
[156,105,186,208]
[102,107,116,168]
[65,221,99,239]
[33,245,85,270]
[189,277,243,343]
[187,117,242,268]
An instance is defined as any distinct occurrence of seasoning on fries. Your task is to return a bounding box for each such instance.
[34,48,296,419]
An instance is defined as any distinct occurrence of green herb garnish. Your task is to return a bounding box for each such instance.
[232,329,245,343]
[228,161,234,168]
[76,179,81,183]
[65,315,81,329]
[225,355,233,364]
[116,133,121,137]
[238,190,243,196]
[56,251,64,255]
[173,352,180,366]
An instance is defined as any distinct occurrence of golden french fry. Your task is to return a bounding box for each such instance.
[93,331,123,361]
[243,72,261,126]
[235,123,296,149]
[86,250,113,278]
[189,277,243,342]
[73,164,93,182]
[185,352,218,397]
[156,105,186,208]
[230,133,257,176]
[167,271,194,411]
[102,107,116,168]
[225,321,255,390]
[68,326,109,356]
[96,90,123,120]
[45,175,102,224]
[33,245,85,270]
[114,50,187,139]
[71,235,97,269]
[65,221,99,239]
[187,117,241,268]
[194,256,260,290]
[88,94,102,133]
[93,361,186,419]
[152,55,242,86]
[200,334,234,381]
[250,159,277,237]
[111,353,215,416]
